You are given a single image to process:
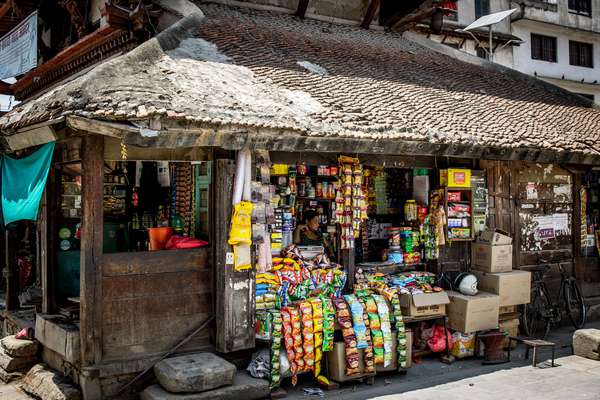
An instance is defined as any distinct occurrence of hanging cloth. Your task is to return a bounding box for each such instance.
[2,142,55,226]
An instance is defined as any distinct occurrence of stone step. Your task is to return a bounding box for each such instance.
[0,346,36,373]
[573,329,600,361]
[141,372,269,400]
[1,335,39,358]
[154,353,236,393]
[20,363,82,400]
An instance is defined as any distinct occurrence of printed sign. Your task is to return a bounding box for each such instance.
[526,182,538,200]
[534,215,555,240]
[0,11,37,80]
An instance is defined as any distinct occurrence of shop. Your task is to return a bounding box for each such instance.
[1,3,600,399]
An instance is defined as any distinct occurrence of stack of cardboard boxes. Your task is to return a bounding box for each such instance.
[471,229,531,346]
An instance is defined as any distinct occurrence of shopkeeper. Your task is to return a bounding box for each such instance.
[293,210,332,254]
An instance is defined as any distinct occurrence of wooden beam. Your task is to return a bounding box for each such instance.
[80,135,104,366]
[58,0,86,38]
[295,0,310,19]
[0,2,12,20]
[388,0,436,32]
[361,0,381,29]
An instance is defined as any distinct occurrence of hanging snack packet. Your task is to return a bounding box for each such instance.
[269,310,283,389]
[289,306,305,374]
[281,308,298,384]
[344,294,369,349]
[309,298,328,383]
[358,297,375,374]
[333,298,360,376]
[373,294,393,368]
[299,302,315,372]
[321,297,335,352]
[390,293,408,369]
[365,296,384,365]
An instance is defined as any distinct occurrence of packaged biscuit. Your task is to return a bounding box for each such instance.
[321,297,335,352]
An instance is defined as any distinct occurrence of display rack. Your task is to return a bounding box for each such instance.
[444,187,474,241]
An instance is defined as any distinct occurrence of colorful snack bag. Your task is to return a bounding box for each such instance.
[358,297,375,374]
[310,298,329,384]
[344,294,369,349]
[365,296,384,365]
[390,293,408,369]
[321,297,335,352]
[269,310,283,389]
[333,298,360,376]
[373,294,393,368]
[289,306,305,374]
[281,308,298,384]
[299,301,315,372]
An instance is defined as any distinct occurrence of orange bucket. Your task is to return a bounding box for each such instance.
[147,227,173,251]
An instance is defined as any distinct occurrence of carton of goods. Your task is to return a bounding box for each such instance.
[478,229,512,245]
[399,291,449,318]
[471,243,512,273]
[446,291,500,333]
[498,317,520,349]
[440,168,471,188]
[328,341,369,382]
[472,270,531,307]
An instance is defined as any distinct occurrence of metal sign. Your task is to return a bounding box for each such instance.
[0,11,37,80]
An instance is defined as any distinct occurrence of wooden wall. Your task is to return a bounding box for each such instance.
[100,248,212,361]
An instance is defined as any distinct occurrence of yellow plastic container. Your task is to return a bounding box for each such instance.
[440,168,471,188]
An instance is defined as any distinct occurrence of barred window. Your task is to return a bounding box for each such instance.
[531,33,557,62]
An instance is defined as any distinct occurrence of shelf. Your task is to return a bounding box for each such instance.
[448,201,472,204]
[296,197,334,202]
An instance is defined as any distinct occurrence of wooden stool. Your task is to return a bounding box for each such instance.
[508,336,556,367]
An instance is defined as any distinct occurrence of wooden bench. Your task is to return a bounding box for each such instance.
[507,336,556,367]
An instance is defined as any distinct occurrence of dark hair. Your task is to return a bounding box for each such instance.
[303,209,319,224]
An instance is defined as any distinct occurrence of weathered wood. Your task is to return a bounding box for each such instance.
[101,248,209,276]
[295,0,310,18]
[388,0,435,32]
[341,249,355,290]
[104,137,211,161]
[4,229,18,311]
[361,0,381,29]
[35,314,81,365]
[215,159,256,353]
[38,188,47,311]
[80,134,104,366]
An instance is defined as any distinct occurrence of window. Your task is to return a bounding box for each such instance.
[475,0,490,18]
[531,33,557,62]
[568,0,591,16]
[476,47,488,59]
[569,41,593,68]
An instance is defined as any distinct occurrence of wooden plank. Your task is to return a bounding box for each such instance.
[80,134,104,366]
[101,248,209,276]
[295,0,310,18]
[103,271,212,301]
[215,159,255,353]
[38,187,48,311]
[361,0,381,29]
[104,137,211,161]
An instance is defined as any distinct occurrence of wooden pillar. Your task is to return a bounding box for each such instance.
[5,228,18,311]
[214,159,255,353]
[295,0,310,18]
[341,248,355,290]
[80,135,104,366]
[361,0,381,29]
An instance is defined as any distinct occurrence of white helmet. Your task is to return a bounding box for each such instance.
[458,274,478,296]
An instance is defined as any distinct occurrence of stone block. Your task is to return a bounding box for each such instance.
[20,363,82,400]
[0,346,36,372]
[141,372,269,400]
[0,366,23,383]
[154,353,235,393]
[1,335,39,357]
[573,329,600,361]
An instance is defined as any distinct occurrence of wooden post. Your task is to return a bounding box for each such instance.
[361,0,381,29]
[214,159,255,353]
[80,135,104,366]
[341,248,355,290]
[4,228,18,311]
[295,0,310,18]
[38,188,48,313]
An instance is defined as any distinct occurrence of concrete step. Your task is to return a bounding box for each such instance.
[154,353,236,393]
[141,371,269,400]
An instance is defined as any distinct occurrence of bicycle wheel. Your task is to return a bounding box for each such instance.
[522,285,551,339]
[564,279,587,329]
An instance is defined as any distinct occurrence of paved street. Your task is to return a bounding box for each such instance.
[0,382,31,400]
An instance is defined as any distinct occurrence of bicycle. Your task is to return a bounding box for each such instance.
[521,263,587,339]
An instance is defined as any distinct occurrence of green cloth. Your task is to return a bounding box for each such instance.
[2,142,55,225]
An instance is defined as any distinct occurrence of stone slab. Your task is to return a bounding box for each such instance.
[154,353,235,393]
[1,335,39,358]
[573,329,600,361]
[0,346,36,372]
[20,363,82,400]
[141,372,269,400]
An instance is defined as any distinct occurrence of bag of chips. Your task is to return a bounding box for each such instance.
[358,297,375,374]
[390,292,408,369]
[321,297,335,352]
[310,298,324,378]
[269,310,283,389]
[281,308,298,384]
[344,294,369,349]
[299,302,315,372]
[333,298,360,376]
[365,296,384,365]
[373,294,393,368]
[289,306,305,374]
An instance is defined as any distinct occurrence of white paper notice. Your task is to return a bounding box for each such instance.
[526,182,538,200]
[533,215,555,240]
[553,184,571,198]
[553,213,569,234]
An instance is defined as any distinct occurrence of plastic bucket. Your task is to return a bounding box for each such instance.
[147,227,173,251]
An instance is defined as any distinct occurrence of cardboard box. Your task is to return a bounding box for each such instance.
[499,305,517,315]
[498,317,520,348]
[446,291,500,333]
[400,292,450,318]
[472,270,531,307]
[478,229,512,245]
[471,243,513,272]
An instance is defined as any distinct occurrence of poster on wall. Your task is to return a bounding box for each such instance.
[533,215,555,240]
[0,11,37,80]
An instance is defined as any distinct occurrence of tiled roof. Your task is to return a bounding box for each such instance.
[2,2,600,159]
